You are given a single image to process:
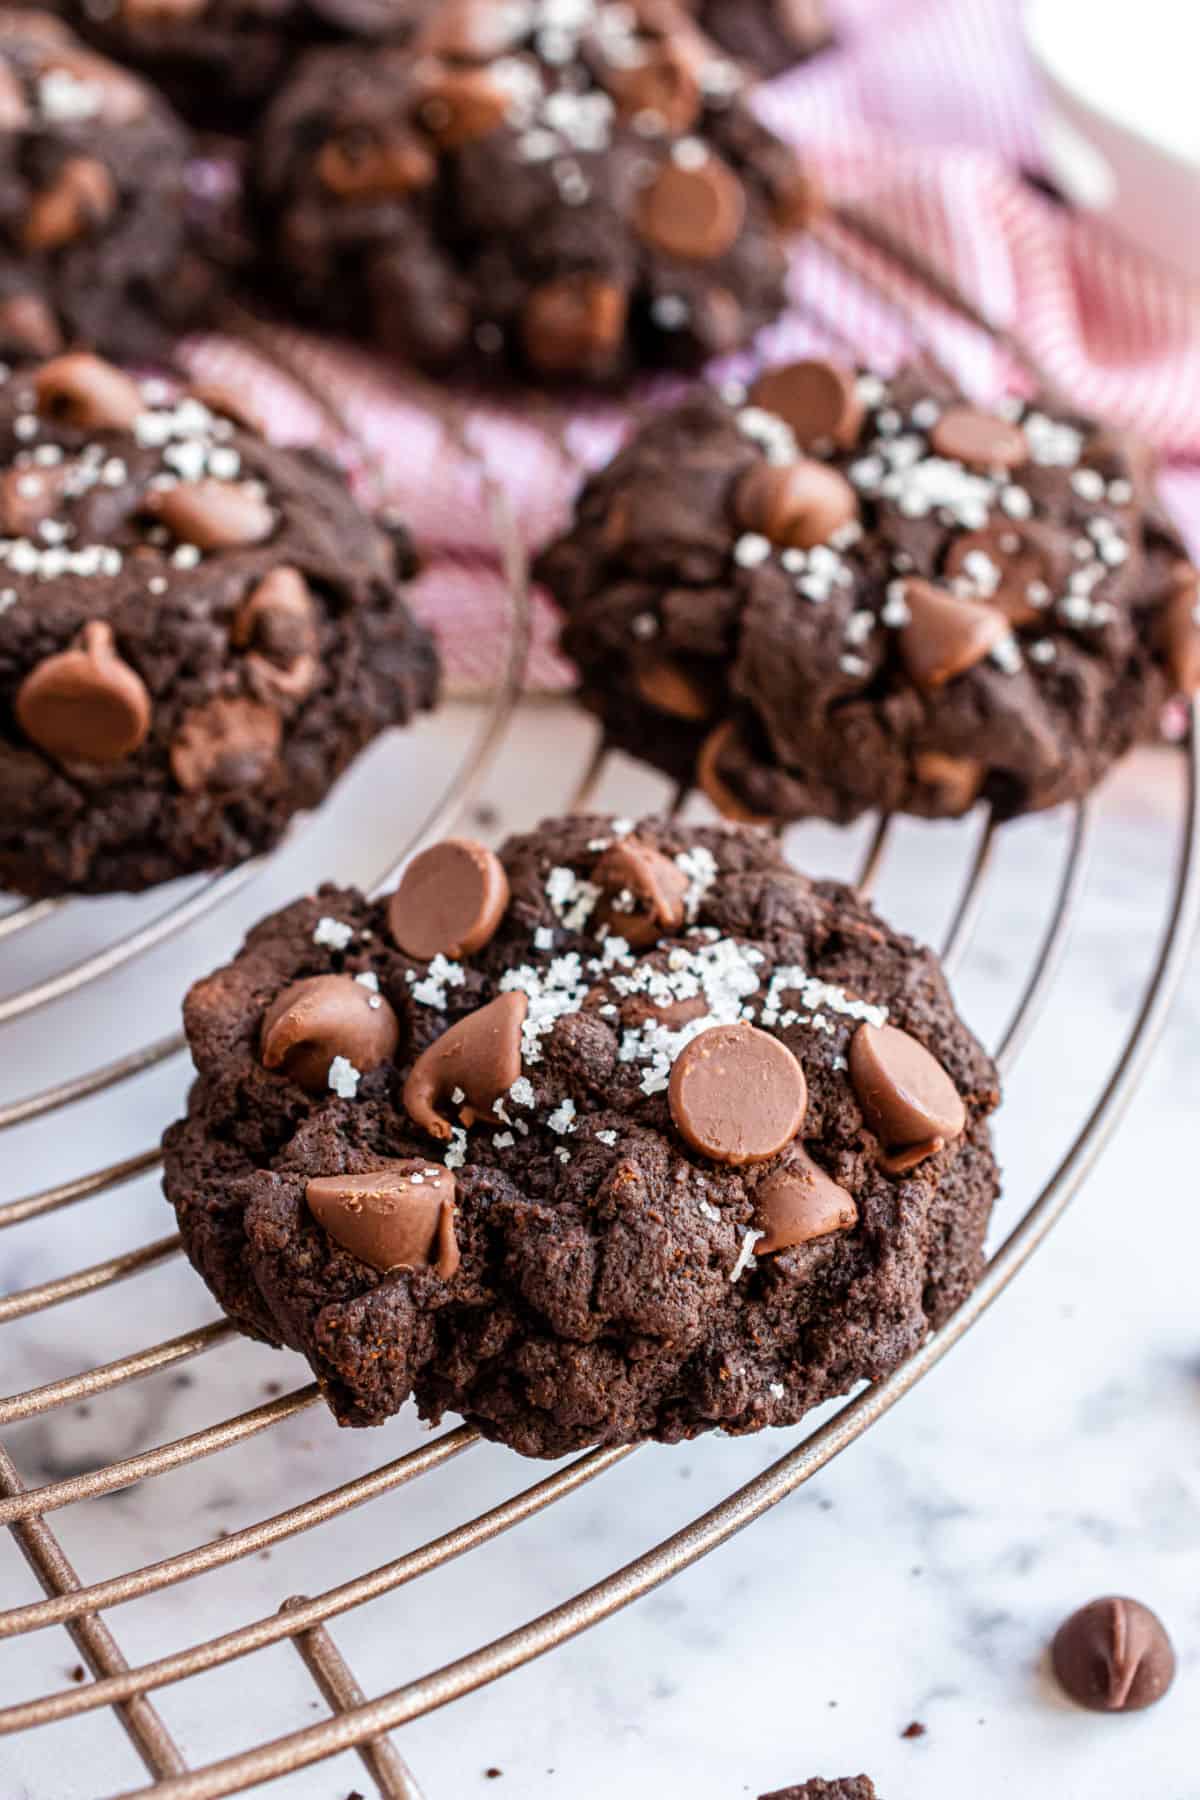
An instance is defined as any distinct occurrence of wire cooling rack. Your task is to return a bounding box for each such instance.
[2,221,1200,1799]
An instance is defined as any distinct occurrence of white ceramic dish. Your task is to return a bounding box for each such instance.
[1024,0,1200,283]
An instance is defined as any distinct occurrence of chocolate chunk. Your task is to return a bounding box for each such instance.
[1052,1597,1176,1713]
[634,153,745,262]
[754,1145,857,1252]
[404,990,527,1141]
[669,1022,807,1165]
[169,696,282,792]
[415,63,511,147]
[387,838,510,960]
[34,353,142,432]
[930,406,1028,471]
[317,132,436,199]
[522,276,628,380]
[148,479,276,551]
[231,567,319,663]
[1159,561,1200,695]
[593,837,689,949]
[260,973,400,1094]
[944,523,1065,629]
[633,656,714,721]
[849,1022,965,1155]
[749,359,863,448]
[306,1160,459,1278]
[897,578,1009,690]
[23,158,116,253]
[16,620,150,765]
[734,458,858,550]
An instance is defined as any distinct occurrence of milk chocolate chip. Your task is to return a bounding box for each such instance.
[34,353,142,431]
[404,990,527,1140]
[754,1145,857,1252]
[749,359,863,449]
[669,1022,807,1166]
[897,578,1009,690]
[593,837,689,949]
[633,656,714,721]
[16,620,150,764]
[169,696,281,792]
[944,522,1066,629]
[849,1021,965,1166]
[1052,1598,1176,1714]
[415,63,511,147]
[930,405,1028,471]
[0,462,68,536]
[148,480,276,551]
[734,457,858,550]
[232,566,320,704]
[23,157,116,252]
[306,1160,459,1279]
[261,973,400,1094]
[634,153,745,262]
[0,293,63,359]
[695,718,772,825]
[387,838,510,960]
[521,276,628,379]
[601,39,701,135]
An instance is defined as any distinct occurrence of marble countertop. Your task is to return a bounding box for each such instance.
[1,703,1196,1800]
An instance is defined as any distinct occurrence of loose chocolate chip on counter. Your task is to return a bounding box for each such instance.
[34,353,142,432]
[23,157,116,253]
[633,154,745,262]
[387,838,510,960]
[232,567,319,662]
[404,991,527,1140]
[695,718,772,825]
[897,578,1010,691]
[753,1145,857,1252]
[734,457,858,550]
[260,974,400,1094]
[0,292,63,359]
[593,837,689,949]
[521,275,628,379]
[170,696,281,792]
[306,1160,460,1278]
[633,656,714,721]
[669,1022,807,1166]
[944,522,1065,629]
[317,132,436,200]
[415,63,511,148]
[930,405,1029,471]
[849,1022,965,1170]
[1052,1597,1176,1714]
[749,359,863,449]
[148,479,276,551]
[16,620,150,764]
[1158,561,1200,695]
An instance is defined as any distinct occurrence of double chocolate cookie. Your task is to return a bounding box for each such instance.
[0,352,437,896]
[761,1782,879,1800]
[254,0,815,382]
[693,0,832,78]
[164,814,1000,1457]
[538,361,1199,823]
[0,9,196,362]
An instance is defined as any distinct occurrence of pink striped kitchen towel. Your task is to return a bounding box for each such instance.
[180,0,1200,692]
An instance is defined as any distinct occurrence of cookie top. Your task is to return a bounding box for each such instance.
[255,0,815,381]
[0,10,198,363]
[164,814,1000,1457]
[0,352,437,894]
[537,360,1199,823]
[692,0,832,77]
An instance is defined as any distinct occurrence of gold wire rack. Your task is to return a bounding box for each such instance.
[2,222,1199,1799]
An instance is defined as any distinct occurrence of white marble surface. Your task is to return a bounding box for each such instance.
[1,705,1197,1800]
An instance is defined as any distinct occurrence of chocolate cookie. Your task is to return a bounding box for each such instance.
[163,814,1000,1457]
[761,1781,878,1800]
[0,9,201,362]
[537,362,1199,823]
[692,0,832,78]
[0,352,438,896]
[253,0,816,382]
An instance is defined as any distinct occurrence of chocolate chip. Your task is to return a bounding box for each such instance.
[387,838,510,960]
[930,406,1028,471]
[317,132,436,200]
[593,837,689,949]
[633,153,745,262]
[669,1022,807,1166]
[1052,1598,1176,1713]
[849,1022,965,1163]
[260,973,400,1094]
[0,292,63,359]
[944,522,1066,628]
[749,359,863,448]
[0,462,68,536]
[415,62,511,148]
[754,1145,857,1252]
[633,655,713,721]
[34,353,142,432]
[912,750,984,815]
[695,718,772,824]
[148,479,276,551]
[189,382,266,437]
[231,567,319,662]
[897,578,1010,690]
[600,41,701,135]
[1159,561,1200,695]
[306,1160,459,1278]
[403,991,527,1141]
[169,695,281,792]
[522,275,628,379]
[23,157,116,252]
[16,620,150,765]
[734,457,858,550]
